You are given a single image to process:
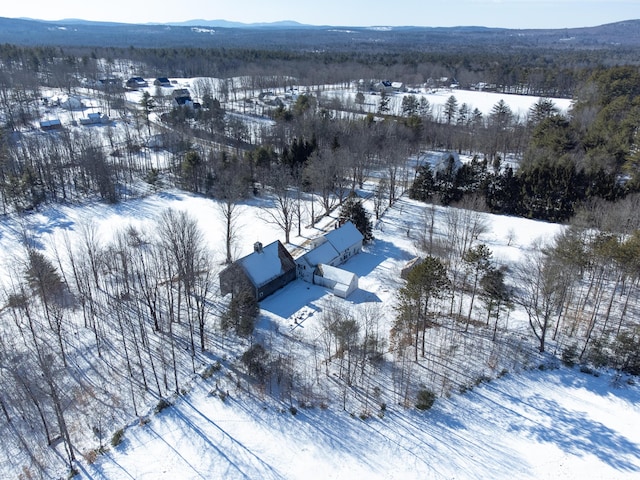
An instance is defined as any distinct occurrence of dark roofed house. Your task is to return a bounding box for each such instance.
[219,240,296,300]
[39,118,63,131]
[172,88,194,107]
[126,77,148,89]
[154,77,172,87]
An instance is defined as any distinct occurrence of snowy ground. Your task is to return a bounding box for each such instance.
[79,366,640,480]
[3,189,633,480]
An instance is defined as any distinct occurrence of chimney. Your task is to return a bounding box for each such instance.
[254,241,263,253]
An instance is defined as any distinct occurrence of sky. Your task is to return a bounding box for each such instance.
[3,0,640,29]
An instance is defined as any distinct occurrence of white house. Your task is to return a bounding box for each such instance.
[323,221,363,265]
[294,221,363,298]
[59,95,85,110]
[295,239,340,282]
[80,112,111,126]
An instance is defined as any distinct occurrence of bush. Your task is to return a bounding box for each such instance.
[111,428,124,447]
[241,344,269,381]
[201,361,222,379]
[289,406,298,416]
[154,398,172,414]
[561,343,579,367]
[416,388,436,411]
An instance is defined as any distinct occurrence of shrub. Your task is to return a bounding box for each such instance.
[154,398,172,414]
[241,344,269,381]
[83,449,99,464]
[561,343,579,367]
[416,388,436,411]
[201,361,222,379]
[111,428,124,447]
[289,406,298,416]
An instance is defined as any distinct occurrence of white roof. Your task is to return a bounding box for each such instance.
[324,221,363,253]
[240,241,287,288]
[317,264,357,286]
[299,241,339,267]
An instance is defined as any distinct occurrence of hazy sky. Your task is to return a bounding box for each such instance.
[4,0,640,29]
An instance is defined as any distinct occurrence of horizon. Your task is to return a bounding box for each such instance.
[10,15,640,30]
[4,0,640,30]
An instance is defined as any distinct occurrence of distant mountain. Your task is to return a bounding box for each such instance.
[165,19,310,29]
[0,16,639,50]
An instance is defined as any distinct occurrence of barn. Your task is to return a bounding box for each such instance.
[219,240,296,301]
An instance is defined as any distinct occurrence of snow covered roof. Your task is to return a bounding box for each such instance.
[323,221,363,253]
[298,240,339,268]
[317,263,357,286]
[239,240,293,288]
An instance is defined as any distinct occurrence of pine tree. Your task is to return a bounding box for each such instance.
[339,195,373,244]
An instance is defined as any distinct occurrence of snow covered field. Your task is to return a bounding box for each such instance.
[80,364,639,480]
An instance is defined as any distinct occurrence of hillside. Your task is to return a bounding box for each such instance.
[1,17,639,50]
[1,188,636,479]
[81,367,640,480]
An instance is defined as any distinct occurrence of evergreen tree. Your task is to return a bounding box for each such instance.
[409,165,435,201]
[339,195,373,244]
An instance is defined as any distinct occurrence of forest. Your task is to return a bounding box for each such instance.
[1,30,640,479]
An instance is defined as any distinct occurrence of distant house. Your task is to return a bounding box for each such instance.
[373,80,393,94]
[154,77,172,87]
[314,264,358,299]
[172,88,194,107]
[219,240,296,301]
[172,88,191,99]
[258,91,284,107]
[60,95,85,110]
[39,119,63,131]
[126,77,148,89]
[97,78,121,89]
[391,81,406,92]
[80,112,111,126]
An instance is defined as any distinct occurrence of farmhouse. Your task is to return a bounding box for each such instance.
[323,221,364,264]
[80,112,111,126]
[295,221,363,298]
[219,240,296,301]
[126,77,148,89]
[39,118,62,131]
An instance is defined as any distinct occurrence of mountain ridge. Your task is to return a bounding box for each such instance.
[0,16,639,50]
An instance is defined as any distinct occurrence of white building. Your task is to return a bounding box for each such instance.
[295,221,363,298]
